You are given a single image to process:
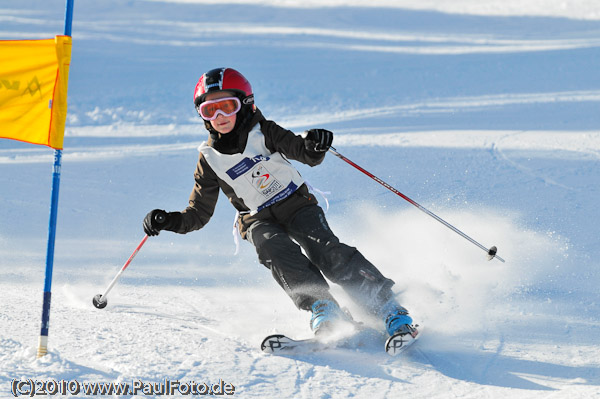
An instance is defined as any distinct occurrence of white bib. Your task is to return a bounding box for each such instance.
[199,125,305,214]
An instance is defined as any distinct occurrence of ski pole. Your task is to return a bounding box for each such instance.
[93,213,166,308]
[92,233,151,309]
[328,146,505,263]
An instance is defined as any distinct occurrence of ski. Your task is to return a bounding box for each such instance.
[384,325,420,356]
[261,334,327,354]
[261,325,378,354]
[261,325,421,356]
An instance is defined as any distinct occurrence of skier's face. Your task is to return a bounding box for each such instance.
[205,91,237,134]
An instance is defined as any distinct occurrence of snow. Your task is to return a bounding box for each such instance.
[1,0,599,397]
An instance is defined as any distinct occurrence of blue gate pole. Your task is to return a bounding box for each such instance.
[37,0,74,358]
[37,150,62,358]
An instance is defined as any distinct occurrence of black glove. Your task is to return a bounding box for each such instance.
[302,129,333,152]
[143,209,169,236]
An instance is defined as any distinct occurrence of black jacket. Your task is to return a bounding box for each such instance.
[172,108,324,238]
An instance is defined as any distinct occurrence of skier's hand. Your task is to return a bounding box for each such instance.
[143,209,169,236]
[303,129,333,152]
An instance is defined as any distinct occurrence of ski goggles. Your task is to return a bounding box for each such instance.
[197,97,241,121]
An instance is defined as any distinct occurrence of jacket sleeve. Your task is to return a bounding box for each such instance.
[175,153,220,233]
[260,119,326,166]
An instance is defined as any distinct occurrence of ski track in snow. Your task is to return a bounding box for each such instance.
[1,0,600,398]
[2,129,599,163]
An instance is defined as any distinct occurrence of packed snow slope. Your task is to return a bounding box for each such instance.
[1,0,599,398]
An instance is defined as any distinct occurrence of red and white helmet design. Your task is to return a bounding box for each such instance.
[193,67,254,107]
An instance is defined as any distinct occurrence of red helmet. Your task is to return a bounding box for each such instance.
[193,67,254,107]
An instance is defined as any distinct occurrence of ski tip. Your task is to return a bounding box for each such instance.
[260,334,288,353]
[385,325,420,356]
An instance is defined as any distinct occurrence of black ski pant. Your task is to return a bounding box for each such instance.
[246,204,394,312]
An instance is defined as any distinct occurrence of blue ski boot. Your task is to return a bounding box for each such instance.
[380,298,414,336]
[310,299,353,335]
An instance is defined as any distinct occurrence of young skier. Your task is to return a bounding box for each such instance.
[143,67,415,339]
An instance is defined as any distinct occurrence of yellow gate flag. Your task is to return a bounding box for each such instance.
[0,36,72,150]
